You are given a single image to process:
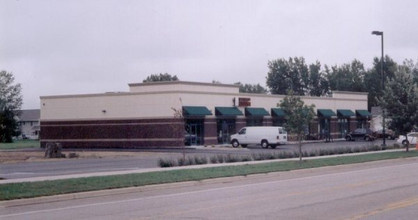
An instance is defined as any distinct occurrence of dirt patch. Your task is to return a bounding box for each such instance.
[0,150,158,164]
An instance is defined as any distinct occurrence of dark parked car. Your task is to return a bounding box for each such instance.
[375,129,395,140]
[345,128,376,141]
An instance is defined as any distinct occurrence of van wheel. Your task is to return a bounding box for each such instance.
[402,140,409,146]
[346,136,352,141]
[365,136,370,141]
[261,140,269,148]
[231,140,240,148]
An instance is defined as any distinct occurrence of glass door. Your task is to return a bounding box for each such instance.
[185,120,204,146]
[217,119,236,144]
[338,118,349,138]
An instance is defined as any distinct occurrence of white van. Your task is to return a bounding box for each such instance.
[230,126,287,148]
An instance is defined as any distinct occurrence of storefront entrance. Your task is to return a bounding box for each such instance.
[217,119,236,144]
[338,118,349,138]
[319,118,331,140]
[185,119,204,146]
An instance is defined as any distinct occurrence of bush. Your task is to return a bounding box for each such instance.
[194,156,208,165]
[277,152,287,159]
[335,148,345,155]
[177,157,196,166]
[158,158,176,167]
[210,156,219,164]
[368,145,379,151]
[160,143,403,168]
[251,153,262,161]
[68,152,79,158]
[185,157,195,166]
[225,154,240,163]
[217,155,225,163]
[252,153,273,161]
[309,151,317,157]
[178,157,186,166]
[393,143,401,149]
[241,156,253,162]
[360,146,369,152]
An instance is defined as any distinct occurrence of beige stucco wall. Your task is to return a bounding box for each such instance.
[40,82,368,121]
[41,92,182,120]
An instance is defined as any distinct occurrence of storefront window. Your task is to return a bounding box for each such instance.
[217,119,236,144]
[246,117,263,126]
[357,119,368,129]
[272,118,286,126]
[319,118,330,140]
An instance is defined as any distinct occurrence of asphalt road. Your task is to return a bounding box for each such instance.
[1,157,417,219]
[0,139,396,180]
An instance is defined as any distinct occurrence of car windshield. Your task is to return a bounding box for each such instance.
[238,128,246,135]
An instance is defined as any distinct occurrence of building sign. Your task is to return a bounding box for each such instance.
[238,97,251,107]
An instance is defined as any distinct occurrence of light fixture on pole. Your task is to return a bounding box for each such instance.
[372,30,385,146]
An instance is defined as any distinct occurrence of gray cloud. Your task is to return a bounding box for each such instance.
[1,0,417,109]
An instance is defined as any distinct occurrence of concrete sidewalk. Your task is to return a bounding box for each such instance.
[0,148,409,185]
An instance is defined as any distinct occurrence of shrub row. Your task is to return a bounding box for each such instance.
[158,144,404,167]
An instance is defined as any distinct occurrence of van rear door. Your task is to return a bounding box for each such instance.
[277,127,287,143]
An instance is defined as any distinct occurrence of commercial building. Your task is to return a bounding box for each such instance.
[40,81,371,148]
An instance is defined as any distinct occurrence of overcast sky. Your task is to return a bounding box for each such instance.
[1,0,417,109]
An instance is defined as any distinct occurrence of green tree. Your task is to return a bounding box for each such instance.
[279,91,315,162]
[0,70,23,143]
[325,59,366,93]
[234,82,267,94]
[143,73,179,82]
[378,66,418,152]
[266,57,307,95]
[402,59,418,85]
[364,56,398,109]
[307,62,329,96]
[267,57,328,96]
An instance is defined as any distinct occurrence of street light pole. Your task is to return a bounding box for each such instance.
[372,31,385,146]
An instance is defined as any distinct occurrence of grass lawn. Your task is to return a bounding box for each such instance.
[0,140,40,150]
[1,150,418,201]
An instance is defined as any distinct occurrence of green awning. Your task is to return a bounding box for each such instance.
[245,107,269,116]
[317,109,336,118]
[182,106,212,116]
[356,110,371,118]
[215,107,243,116]
[271,108,286,117]
[337,109,355,118]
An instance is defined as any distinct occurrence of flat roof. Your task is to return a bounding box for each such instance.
[128,81,240,88]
